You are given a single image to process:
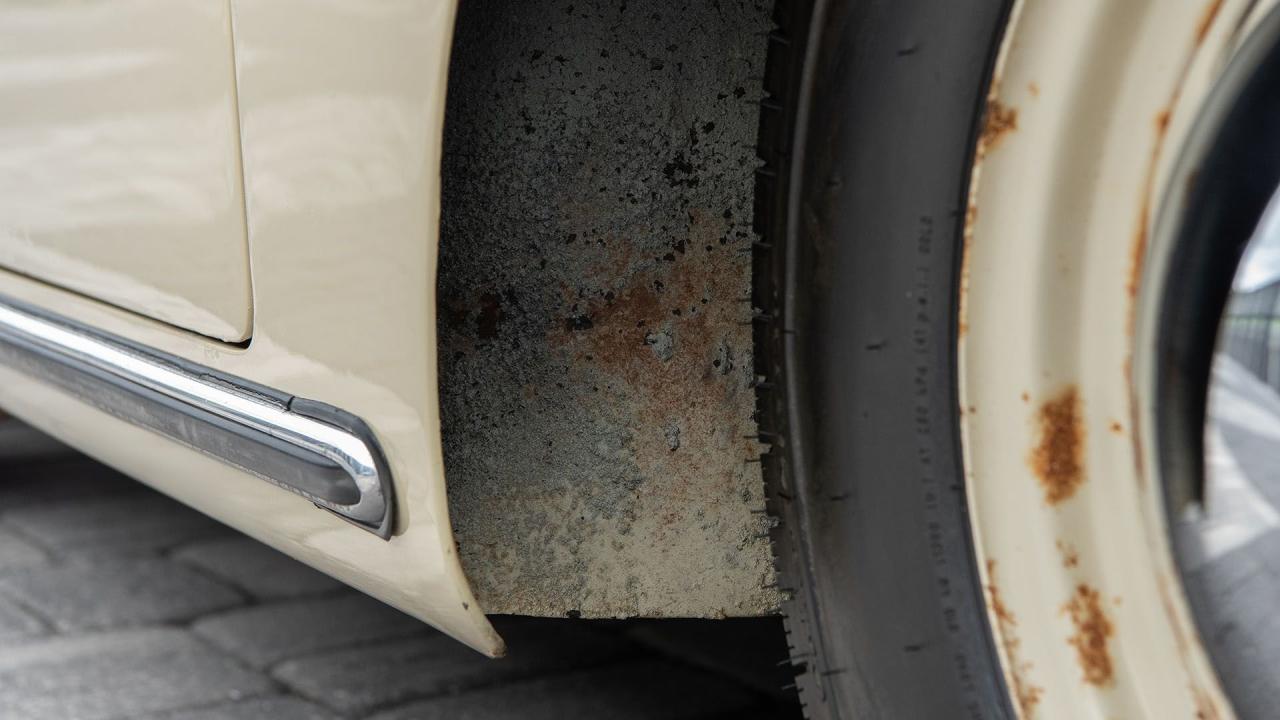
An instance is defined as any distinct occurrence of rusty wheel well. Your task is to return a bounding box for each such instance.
[435,0,781,619]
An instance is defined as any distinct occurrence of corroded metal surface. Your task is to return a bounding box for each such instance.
[438,0,778,617]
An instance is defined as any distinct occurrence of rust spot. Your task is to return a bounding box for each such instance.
[1195,0,1226,45]
[959,201,979,339]
[1128,221,1147,304]
[979,98,1019,154]
[986,560,1044,717]
[1128,111,1171,306]
[1027,81,1040,98]
[1064,584,1115,687]
[1109,420,1123,435]
[1021,392,1030,403]
[1192,683,1222,720]
[543,208,759,516]
[987,561,1015,625]
[1030,386,1086,505]
[1055,539,1080,569]
[1124,358,1146,484]
[1124,91,1179,499]
[1154,108,1172,135]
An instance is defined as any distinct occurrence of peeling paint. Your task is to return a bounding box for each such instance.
[986,560,1044,717]
[1030,386,1086,505]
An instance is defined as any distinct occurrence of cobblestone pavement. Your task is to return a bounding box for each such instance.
[0,454,804,720]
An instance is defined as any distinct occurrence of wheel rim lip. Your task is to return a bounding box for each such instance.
[958,1,1276,716]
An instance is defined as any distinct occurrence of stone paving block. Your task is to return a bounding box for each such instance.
[0,527,49,574]
[0,598,43,644]
[3,493,228,554]
[0,555,243,631]
[364,660,758,720]
[273,616,635,715]
[626,618,797,699]
[194,593,427,669]
[0,628,274,720]
[174,537,344,601]
[143,696,340,720]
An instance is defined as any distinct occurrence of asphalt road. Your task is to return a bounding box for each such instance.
[0,451,804,720]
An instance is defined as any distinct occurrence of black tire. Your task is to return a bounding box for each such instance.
[753,2,1014,717]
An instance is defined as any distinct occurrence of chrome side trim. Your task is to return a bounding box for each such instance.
[0,298,394,538]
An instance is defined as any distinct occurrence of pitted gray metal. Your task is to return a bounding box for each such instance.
[438,0,779,617]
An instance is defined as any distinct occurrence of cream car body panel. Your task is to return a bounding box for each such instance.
[0,0,502,655]
[0,1,253,342]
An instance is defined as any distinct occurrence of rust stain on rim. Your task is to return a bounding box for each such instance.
[1196,0,1227,45]
[1192,683,1223,720]
[960,86,1014,341]
[979,98,1019,154]
[959,200,978,339]
[1124,111,1176,491]
[1126,0,1228,475]
[1055,539,1080,569]
[986,560,1045,718]
[1128,109,1172,308]
[1030,386,1086,505]
[1064,583,1116,687]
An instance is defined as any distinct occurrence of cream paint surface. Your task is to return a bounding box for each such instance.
[0,1,253,342]
[0,0,501,655]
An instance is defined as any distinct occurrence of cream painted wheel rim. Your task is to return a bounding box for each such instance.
[959,1,1277,717]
